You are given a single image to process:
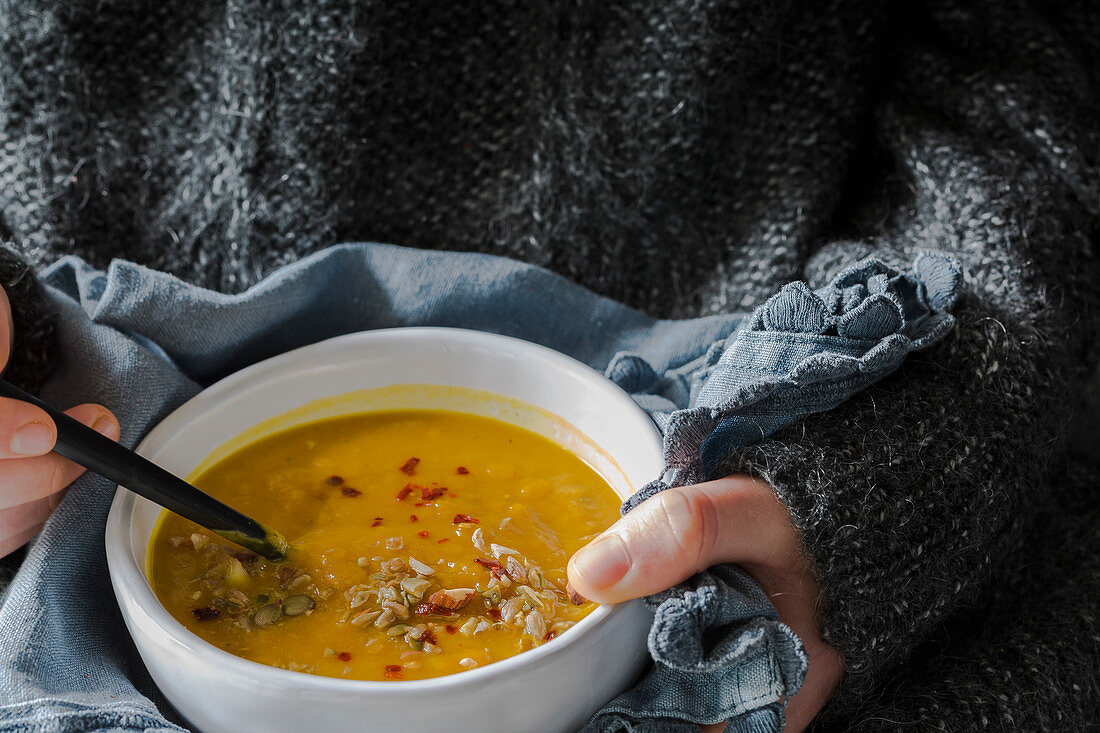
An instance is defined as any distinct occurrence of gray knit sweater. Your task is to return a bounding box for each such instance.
[1,0,1098,730]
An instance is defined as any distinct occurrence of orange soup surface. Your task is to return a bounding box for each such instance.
[148,410,621,681]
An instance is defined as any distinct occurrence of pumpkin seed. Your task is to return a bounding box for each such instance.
[283,595,316,617]
[516,585,545,612]
[253,602,283,627]
[480,586,502,606]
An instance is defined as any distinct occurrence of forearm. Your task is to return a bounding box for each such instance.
[724,0,1100,704]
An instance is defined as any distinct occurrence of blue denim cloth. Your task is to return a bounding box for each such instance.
[585,252,960,731]
[0,243,958,732]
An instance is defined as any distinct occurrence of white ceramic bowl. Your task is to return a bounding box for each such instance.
[106,328,662,733]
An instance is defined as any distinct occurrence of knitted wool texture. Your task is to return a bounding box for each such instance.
[1,0,1098,730]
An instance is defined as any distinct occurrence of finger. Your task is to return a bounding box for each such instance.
[0,488,68,547]
[0,286,13,369]
[0,404,119,510]
[0,396,58,458]
[567,475,799,604]
[0,521,45,559]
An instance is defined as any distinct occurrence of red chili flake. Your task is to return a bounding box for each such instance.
[420,486,446,501]
[437,538,449,544]
[545,630,558,642]
[488,608,502,621]
[278,567,295,582]
[325,475,344,487]
[455,466,469,475]
[395,484,414,501]
[415,603,455,617]
[384,664,404,679]
[413,502,427,507]
[191,607,220,621]
[444,625,458,634]
[410,514,419,522]
[417,627,438,645]
[342,486,362,497]
[417,530,430,538]
[337,651,353,662]
[371,517,384,527]
[400,457,420,475]
[234,551,258,564]
[449,492,457,498]
[475,557,502,572]
[453,514,479,525]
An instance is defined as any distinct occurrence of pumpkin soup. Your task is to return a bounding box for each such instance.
[148,409,621,681]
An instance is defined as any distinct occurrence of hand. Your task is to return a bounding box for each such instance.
[567,475,843,733]
[0,287,119,558]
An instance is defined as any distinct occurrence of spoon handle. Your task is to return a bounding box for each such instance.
[0,379,287,560]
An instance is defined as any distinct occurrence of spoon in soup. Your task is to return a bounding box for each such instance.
[0,379,289,560]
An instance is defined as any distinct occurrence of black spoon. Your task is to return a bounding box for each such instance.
[0,379,289,560]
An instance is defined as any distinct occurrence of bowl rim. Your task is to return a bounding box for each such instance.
[106,326,662,695]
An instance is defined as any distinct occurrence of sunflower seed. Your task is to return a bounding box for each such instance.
[374,608,396,628]
[525,610,547,640]
[471,528,487,552]
[408,557,435,576]
[500,597,524,623]
[459,657,478,669]
[490,543,519,559]
[286,573,312,591]
[400,577,430,600]
[350,610,381,626]
[505,557,527,583]
[349,590,373,610]
[383,600,410,621]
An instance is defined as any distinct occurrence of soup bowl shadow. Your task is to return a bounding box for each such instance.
[106,328,663,733]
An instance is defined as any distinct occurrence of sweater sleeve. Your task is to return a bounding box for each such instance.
[721,0,1100,709]
[0,243,56,394]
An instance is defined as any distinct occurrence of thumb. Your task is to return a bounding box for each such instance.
[566,475,794,604]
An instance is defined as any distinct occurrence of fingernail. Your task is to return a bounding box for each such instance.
[10,421,54,455]
[91,414,116,436]
[572,533,630,589]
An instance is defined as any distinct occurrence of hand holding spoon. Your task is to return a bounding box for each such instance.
[0,379,288,560]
